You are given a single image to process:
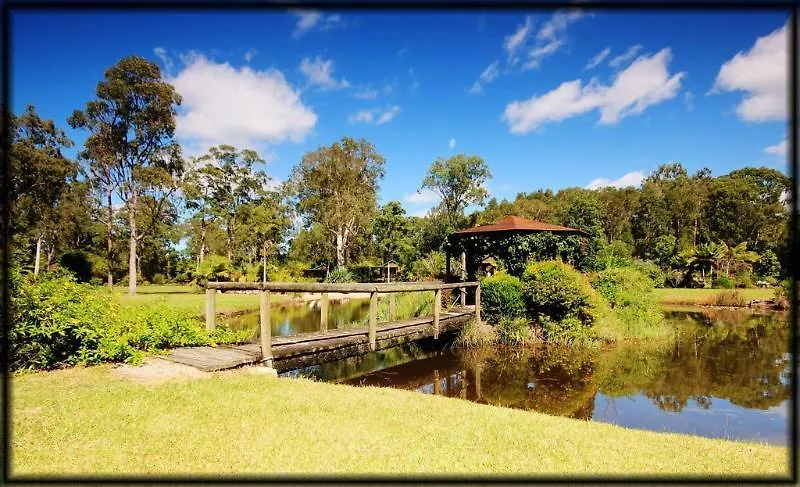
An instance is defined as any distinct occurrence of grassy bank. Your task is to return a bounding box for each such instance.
[653,288,773,306]
[11,365,789,477]
[112,284,293,315]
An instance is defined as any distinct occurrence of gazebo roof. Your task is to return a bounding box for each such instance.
[451,216,588,237]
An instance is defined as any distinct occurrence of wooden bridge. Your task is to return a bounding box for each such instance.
[164,280,481,372]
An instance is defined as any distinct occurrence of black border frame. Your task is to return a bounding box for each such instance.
[1,1,797,484]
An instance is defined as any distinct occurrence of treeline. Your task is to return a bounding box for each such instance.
[7,54,793,295]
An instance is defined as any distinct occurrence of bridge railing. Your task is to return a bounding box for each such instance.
[203,280,481,366]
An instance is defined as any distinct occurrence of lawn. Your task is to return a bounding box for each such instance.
[653,287,773,306]
[10,365,790,478]
[110,284,292,315]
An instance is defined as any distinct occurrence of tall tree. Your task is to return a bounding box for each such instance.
[8,105,76,274]
[69,55,183,295]
[239,190,293,282]
[373,201,414,264]
[290,137,385,267]
[419,153,491,231]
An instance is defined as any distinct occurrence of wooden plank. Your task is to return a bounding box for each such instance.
[433,289,442,339]
[475,284,481,322]
[369,291,377,351]
[260,290,272,365]
[205,289,216,331]
[320,293,329,332]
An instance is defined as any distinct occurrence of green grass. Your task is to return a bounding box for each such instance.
[108,284,292,315]
[653,288,772,306]
[10,365,789,477]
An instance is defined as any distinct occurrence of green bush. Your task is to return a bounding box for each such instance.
[712,276,735,289]
[774,279,792,309]
[707,290,747,307]
[152,273,166,285]
[456,318,497,348]
[480,272,526,324]
[410,251,446,280]
[734,271,753,289]
[628,260,664,288]
[324,266,354,283]
[496,317,530,346]
[9,269,248,371]
[59,251,94,283]
[521,260,600,326]
[590,267,667,341]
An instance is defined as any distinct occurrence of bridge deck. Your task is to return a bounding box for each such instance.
[163,306,475,372]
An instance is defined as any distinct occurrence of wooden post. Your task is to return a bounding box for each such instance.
[433,288,442,339]
[460,370,467,399]
[205,288,216,331]
[433,369,441,395]
[460,251,467,306]
[389,293,397,321]
[369,291,378,351]
[320,292,329,332]
[475,284,481,322]
[260,290,272,366]
[475,364,482,399]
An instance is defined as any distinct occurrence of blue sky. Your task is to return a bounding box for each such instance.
[11,8,790,217]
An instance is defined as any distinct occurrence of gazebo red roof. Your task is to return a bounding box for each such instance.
[451,216,587,237]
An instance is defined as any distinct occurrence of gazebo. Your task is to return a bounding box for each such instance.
[378,261,400,283]
[446,216,588,282]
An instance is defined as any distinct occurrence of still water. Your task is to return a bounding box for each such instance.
[280,307,792,446]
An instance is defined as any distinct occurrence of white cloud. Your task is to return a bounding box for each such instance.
[153,47,174,75]
[291,10,343,38]
[503,48,685,133]
[347,105,401,125]
[585,47,611,69]
[299,56,350,91]
[684,91,694,111]
[711,24,787,122]
[469,60,501,94]
[449,138,456,149]
[608,44,643,68]
[504,16,533,62]
[523,9,585,70]
[168,53,317,155]
[764,139,786,156]
[404,189,439,205]
[352,87,378,100]
[244,49,258,63]
[585,170,645,190]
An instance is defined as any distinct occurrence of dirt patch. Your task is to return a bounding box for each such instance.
[112,358,209,384]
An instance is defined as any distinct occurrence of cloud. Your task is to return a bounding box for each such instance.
[153,47,174,75]
[404,189,439,205]
[347,105,401,125]
[503,48,685,133]
[469,60,500,94]
[299,56,350,91]
[585,170,646,189]
[351,87,378,100]
[244,49,258,63]
[711,24,787,122]
[504,16,533,62]
[397,47,409,57]
[449,138,456,149]
[764,139,786,156]
[291,10,343,38]
[410,209,430,218]
[608,44,643,68]
[684,91,694,111]
[585,47,611,69]
[167,53,317,155]
[523,9,585,70]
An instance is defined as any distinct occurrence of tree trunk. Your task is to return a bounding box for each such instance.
[335,231,345,268]
[227,229,234,261]
[46,241,55,269]
[106,187,114,289]
[33,235,42,276]
[128,194,138,296]
[262,250,267,283]
[199,217,207,264]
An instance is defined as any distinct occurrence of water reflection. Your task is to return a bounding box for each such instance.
[289,308,790,445]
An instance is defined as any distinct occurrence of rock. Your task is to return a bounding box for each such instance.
[247,365,278,378]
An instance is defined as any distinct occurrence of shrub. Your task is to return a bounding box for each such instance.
[629,260,664,288]
[734,271,753,289]
[496,317,530,346]
[152,273,166,285]
[410,251,446,280]
[590,267,667,341]
[324,266,354,283]
[59,251,94,283]
[707,290,747,307]
[521,260,601,327]
[774,279,792,310]
[455,318,497,348]
[712,276,735,289]
[480,272,526,324]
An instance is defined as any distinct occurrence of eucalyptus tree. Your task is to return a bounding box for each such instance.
[419,153,491,231]
[69,55,183,294]
[290,137,386,268]
[239,189,294,282]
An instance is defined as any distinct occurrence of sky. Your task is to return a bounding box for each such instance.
[10,8,791,218]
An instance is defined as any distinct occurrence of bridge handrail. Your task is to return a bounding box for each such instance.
[204,280,480,293]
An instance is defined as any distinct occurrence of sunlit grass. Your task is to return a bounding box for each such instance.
[653,288,772,306]
[10,365,790,477]
[108,284,295,315]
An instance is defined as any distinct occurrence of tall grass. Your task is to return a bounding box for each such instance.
[455,318,498,348]
[705,290,747,307]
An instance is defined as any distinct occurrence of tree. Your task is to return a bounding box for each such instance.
[419,153,491,231]
[69,55,183,295]
[720,241,759,278]
[290,137,385,267]
[238,191,293,282]
[373,201,414,264]
[8,106,77,274]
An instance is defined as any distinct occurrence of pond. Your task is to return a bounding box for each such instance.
[281,307,792,446]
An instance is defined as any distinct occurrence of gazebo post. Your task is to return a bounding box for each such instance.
[460,250,467,306]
